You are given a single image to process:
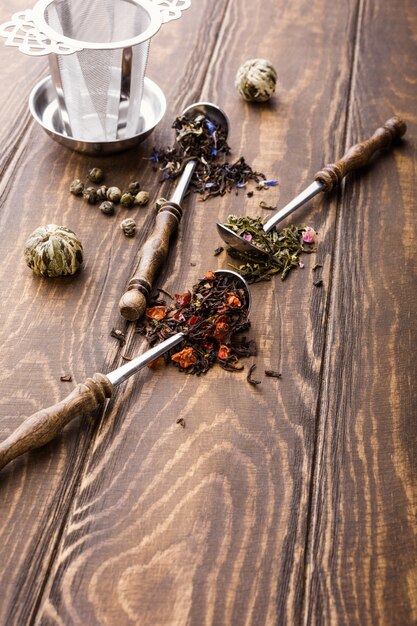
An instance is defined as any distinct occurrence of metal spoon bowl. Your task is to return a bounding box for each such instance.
[181,101,229,135]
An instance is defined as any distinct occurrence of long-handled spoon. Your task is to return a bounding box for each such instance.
[0,270,250,473]
[119,102,230,321]
[217,116,406,255]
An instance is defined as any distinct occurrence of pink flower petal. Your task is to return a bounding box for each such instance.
[302,226,316,243]
[244,234,253,242]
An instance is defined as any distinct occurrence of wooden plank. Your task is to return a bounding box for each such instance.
[32,1,364,625]
[0,2,231,625]
[302,0,417,624]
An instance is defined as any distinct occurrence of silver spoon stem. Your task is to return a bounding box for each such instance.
[107,333,184,386]
[170,160,197,205]
[263,180,324,233]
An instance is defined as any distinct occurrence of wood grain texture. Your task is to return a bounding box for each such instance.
[302,0,417,624]
[32,1,361,625]
[0,1,236,624]
[0,0,415,624]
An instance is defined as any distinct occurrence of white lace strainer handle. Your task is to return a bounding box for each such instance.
[0,0,191,57]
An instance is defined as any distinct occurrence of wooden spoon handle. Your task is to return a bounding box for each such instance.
[119,201,182,321]
[0,373,112,472]
[314,116,407,192]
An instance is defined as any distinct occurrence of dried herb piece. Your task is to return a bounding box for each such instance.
[107,187,122,203]
[88,168,104,183]
[214,246,224,257]
[83,187,98,204]
[265,370,281,378]
[176,417,186,428]
[97,185,108,201]
[110,328,126,346]
[121,192,135,208]
[128,181,141,194]
[135,191,149,206]
[222,215,315,283]
[138,272,253,375]
[70,179,84,196]
[60,374,72,382]
[100,201,115,216]
[247,364,261,385]
[314,279,323,287]
[259,200,277,210]
[120,218,136,237]
[312,263,323,271]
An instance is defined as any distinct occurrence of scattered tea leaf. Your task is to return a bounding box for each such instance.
[259,200,277,210]
[60,375,72,382]
[247,363,261,386]
[110,328,126,346]
[265,370,282,379]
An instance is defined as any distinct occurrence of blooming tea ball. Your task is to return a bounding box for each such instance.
[235,58,277,102]
[24,224,83,277]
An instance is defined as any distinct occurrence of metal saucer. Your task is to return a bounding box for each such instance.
[29,76,166,155]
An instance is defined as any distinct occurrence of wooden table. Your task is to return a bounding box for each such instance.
[0,1,415,624]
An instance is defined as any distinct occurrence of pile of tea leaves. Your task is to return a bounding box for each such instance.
[138,271,256,375]
[149,113,267,200]
[221,215,316,283]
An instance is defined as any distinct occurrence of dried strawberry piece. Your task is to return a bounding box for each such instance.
[175,290,191,307]
[171,346,198,368]
[145,306,167,321]
[204,270,216,281]
[213,319,230,341]
[218,344,232,360]
[147,356,165,369]
[227,294,241,307]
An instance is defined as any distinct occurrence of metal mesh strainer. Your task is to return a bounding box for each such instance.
[0,0,191,141]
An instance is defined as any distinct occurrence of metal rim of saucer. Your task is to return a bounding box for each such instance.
[29,76,166,155]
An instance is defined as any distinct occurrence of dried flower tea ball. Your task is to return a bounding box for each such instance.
[107,186,121,203]
[70,179,84,196]
[83,186,98,204]
[135,190,149,206]
[235,58,277,102]
[88,167,104,183]
[96,185,108,201]
[24,224,83,277]
[120,217,136,237]
[100,201,115,216]
[128,181,141,194]
[121,192,135,208]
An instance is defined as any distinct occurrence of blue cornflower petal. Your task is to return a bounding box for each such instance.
[260,179,279,187]
[205,119,216,133]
